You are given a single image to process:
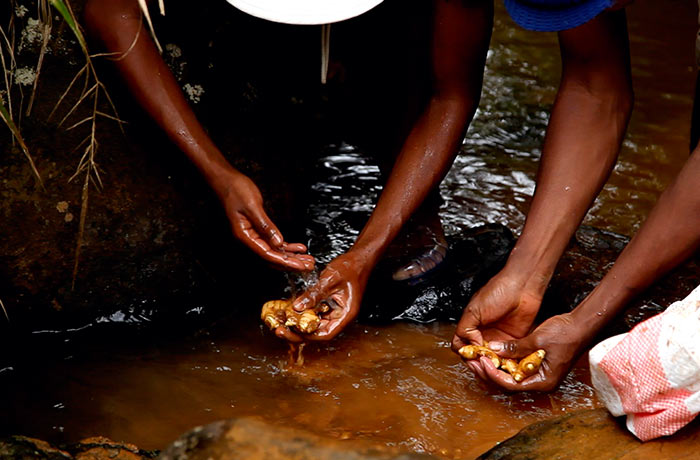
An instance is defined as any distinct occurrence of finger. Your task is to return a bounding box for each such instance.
[295,254,316,271]
[247,206,284,248]
[514,360,561,392]
[291,272,336,312]
[305,290,358,341]
[300,318,336,342]
[277,253,315,272]
[233,215,289,260]
[282,242,308,253]
[234,218,313,271]
[513,373,554,391]
[455,304,485,346]
[479,356,521,390]
[487,335,538,359]
[263,251,312,271]
[313,302,356,341]
[275,326,304,343]
[466,360,487,381]
[481,357,556,391]
[451,334,468,353]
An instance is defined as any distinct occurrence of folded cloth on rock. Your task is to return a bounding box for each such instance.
[589,285,700,441]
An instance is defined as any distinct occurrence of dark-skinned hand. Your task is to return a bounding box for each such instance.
[451,272,543,353]
[275,251,371,342]
[220,171,314,272]
[466,312,587,391]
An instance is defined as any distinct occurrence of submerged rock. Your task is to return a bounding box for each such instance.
[359,224,700,330]
[477,408,700,460]
[362,223,515,323]
[157,417,435,460]
[0,435,157,460]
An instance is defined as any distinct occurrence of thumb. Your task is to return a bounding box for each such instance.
[487,335,538,359]
[292,273,333,313]
[454,306,485,346]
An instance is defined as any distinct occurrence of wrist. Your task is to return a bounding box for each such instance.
[568,290,619,344]
[348,230,394,270]
[207,164,244,200]
[506,232,564,280]
[499,249,554,300]
[558,311,596,353]
[342,246,380,282]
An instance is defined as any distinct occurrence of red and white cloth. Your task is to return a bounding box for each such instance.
[589,285,700,441]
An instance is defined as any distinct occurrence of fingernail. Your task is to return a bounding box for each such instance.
[293,299,308,312]
[272,234,283,246]
[488,341,503,352]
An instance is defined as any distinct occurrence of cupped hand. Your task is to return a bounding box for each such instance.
[275,251,372,342]
[220,171,314,271]
[466,313,587,391]
[451,271,543,353]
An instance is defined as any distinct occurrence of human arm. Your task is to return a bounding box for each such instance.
[452,9,634,352]
[83,0,314,271]
[478,146,700,390]
[275,0,494,342]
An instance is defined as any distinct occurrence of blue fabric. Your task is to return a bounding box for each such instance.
[504,0,613,32]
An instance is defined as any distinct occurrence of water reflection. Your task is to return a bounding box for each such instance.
[307,145,381,264]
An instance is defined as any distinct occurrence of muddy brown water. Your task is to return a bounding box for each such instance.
[1,2,698,459]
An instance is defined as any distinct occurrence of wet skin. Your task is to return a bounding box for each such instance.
[480,147,700,391]
[277,0,494,342]
[83,0,314,272]
[449,7,634,376]
[284,3,635,344]
[83,1,666,389]
[453,11,632,356]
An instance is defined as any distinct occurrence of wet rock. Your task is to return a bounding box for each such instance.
[69,437,157,460]
[477,408,700,460]
[0,436,71,460]
[0,112,256,334]
[157,417,435,460]
[358,224,699,332]
[0,435,156,460]
[362,224,516,323]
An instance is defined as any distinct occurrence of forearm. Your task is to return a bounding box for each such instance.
[348,0,493,268]
[507,82,632,287]
[84,0,238,196]
[505,10,633,292]
[350,96,476,265]
[571,149,700,342]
